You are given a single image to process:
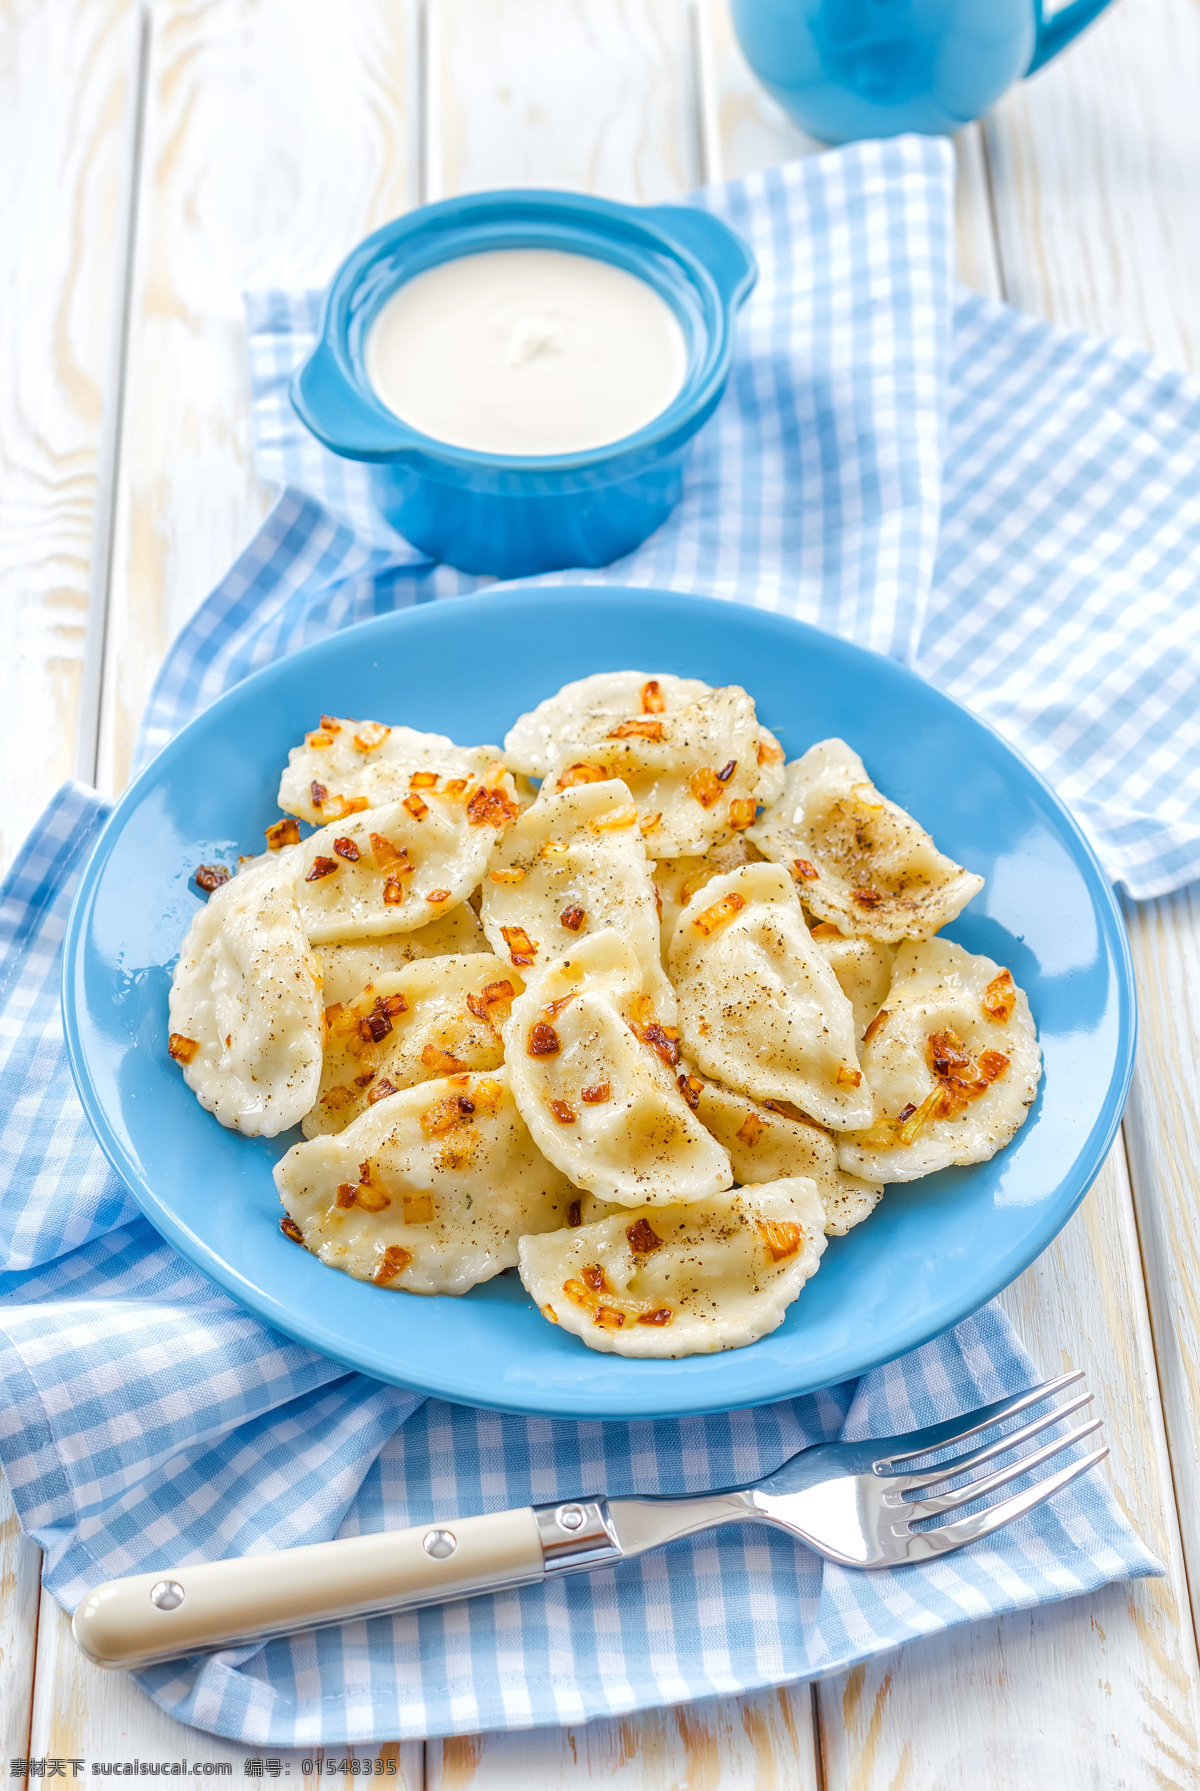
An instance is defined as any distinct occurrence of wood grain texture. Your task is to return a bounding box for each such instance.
[95,0,418,800]
[22,0,421,1760]
[983,0,1200,368]
[951,123,1003,303]
[1121,889,1200,1636]
[29,1590,424,1780]
[426,1686,819,1788]
[981,0,1200,1677]
[427,0,701,205]
[0,0,133,871]
[818,1145,1200,1790]
[0,1478,41,1763]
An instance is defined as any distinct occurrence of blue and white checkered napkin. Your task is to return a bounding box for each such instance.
[0,133,1181,1746]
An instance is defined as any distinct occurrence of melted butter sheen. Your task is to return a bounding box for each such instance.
[364,248,688,457]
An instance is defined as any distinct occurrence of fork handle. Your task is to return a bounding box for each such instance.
[72,1488,754,1670]
[73,1506,550,1669]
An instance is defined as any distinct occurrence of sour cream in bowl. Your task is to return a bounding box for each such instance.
[365,247,689,458]
[290,190,756,578]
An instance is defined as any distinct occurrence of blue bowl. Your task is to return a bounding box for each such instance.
[61,587,1135,1422]
[290,192,756,577]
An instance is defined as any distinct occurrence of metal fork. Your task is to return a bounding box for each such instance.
[73,1369,1104,1669]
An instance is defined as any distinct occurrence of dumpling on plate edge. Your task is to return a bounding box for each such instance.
[168,847,322,1137]
[837,938,1041,1183]
[500,666,786,807]
[275,1068,575,1295]
[504,671,713,777]
[278,715,502,824]
[668,863,873,1132]
[532,684,782,857]
[519,1178,826,1357]
[503,929,733,1207]
[749,738,984,942]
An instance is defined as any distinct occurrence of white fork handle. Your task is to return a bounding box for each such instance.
[73,1507,545,1669]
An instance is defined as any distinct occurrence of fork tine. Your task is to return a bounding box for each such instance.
[886,1390,1094,1491]
[887,1445,1110,1563]
[872,1369,1085,1471]
[897,1417,1104,1519]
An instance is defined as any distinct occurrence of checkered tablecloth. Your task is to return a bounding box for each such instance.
[0,134,1181,1746]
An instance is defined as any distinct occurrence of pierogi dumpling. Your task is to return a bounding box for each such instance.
[168,848,322,1137]
[690,1079,882,1235]
[295,768,519,943]
[170,668,1043,1336]
[813,933,897,1039]
[304,953,523,1138]
[276,1069,574,1295]
[537,686,780,857]
[279,715,501,824]
[837,938,1041,1183]
[669,864,873,1131]
[504,930,732,1207]
[749,740,984,942]
[314,906,489,1006]
[481,778,673,1012]
[519,1179,826,1358]
[503,671,713,777]
[653,835,763,963]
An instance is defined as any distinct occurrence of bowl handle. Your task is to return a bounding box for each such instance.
[642,205,758,310]
[290,341,406,460]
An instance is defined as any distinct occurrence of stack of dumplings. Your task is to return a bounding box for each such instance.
[168,674,1041,1360]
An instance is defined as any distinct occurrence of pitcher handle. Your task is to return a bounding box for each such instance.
[1027,0,1117,75]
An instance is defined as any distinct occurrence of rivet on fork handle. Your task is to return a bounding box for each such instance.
[534,1498,622,1573]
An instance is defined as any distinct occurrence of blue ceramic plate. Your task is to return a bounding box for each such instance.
[62,587,1135,1421]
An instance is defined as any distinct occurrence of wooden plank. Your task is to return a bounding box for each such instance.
[1121,888,1200,1635]
[25,0,423,1763]
[983,0,1200,366]
[426,1686,819,1789]
[0,1478,42,1765]
[29,1590,424,1782]
[95,0,420,800]
[0,0,133,1743]
[817,1146,1200,1789]
[426,0,701,205]
[952,123,1004,303]
[981,0,1200,1664]
[700,0,1003,299]
[0,0,134,870]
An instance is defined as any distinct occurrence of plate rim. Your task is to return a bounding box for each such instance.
[61,584,1138,1419]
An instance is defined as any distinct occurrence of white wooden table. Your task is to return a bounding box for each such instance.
[4,0,1200,1781]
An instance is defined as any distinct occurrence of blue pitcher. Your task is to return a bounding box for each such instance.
[730,0,1118,143]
